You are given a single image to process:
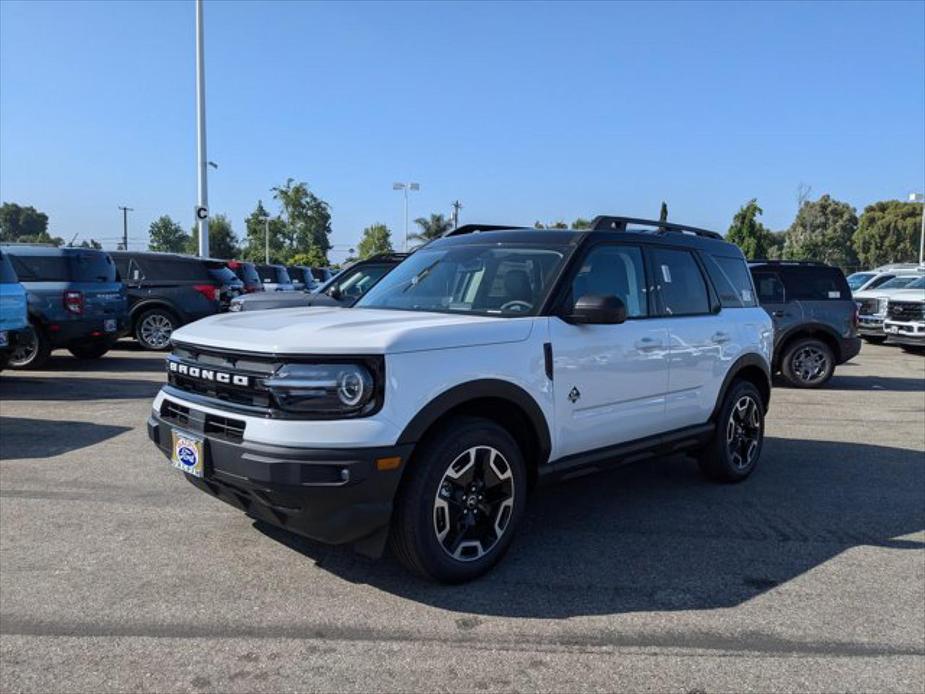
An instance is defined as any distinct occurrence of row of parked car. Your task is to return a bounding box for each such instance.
[846,264,925,351]
[0,245,340,369]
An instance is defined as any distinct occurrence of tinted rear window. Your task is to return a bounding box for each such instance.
[781,267,850,300]
[8,252,116,283]
[230,262,261,285]
[0,252,18,283]
[257,265,290,283]
[137,256,212,281]
[311,268,329,281]
[703,254,756,308]
[206,265,238,283]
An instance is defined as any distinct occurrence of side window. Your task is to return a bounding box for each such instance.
[128,259,145,281]
[701,254,757,308]
[781,267,850,300]
[570,245,648,317]
[650,248,710,316]
[753,271,785,304]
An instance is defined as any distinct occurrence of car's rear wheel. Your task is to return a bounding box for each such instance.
[8,326,50,370]
[389,416,527,583]
[68,341,113,359]
[780,338,835,388]
[697,380,765,483]
[135,309,177,351]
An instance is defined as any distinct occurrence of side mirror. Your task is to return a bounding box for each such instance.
[566,294,627,325]
[328,286,342,300]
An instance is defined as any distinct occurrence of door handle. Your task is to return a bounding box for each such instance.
[635,337,663,351]
[711,331,731,344]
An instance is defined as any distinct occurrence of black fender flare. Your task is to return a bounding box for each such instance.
[129,300,180,327]
[710,353,772,421]
[774,322,845,363]
[396,379,552,465]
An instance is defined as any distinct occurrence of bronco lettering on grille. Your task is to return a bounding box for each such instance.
[168,360,250,387]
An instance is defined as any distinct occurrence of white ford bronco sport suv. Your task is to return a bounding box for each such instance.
[147,216,773,582]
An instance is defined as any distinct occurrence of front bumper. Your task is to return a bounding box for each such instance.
[858,315,885,336]
[884,321,925,348]
[147,409,413,547]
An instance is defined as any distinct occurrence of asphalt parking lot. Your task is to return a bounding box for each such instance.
[0,342,923,693]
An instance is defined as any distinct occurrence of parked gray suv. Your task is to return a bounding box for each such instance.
[749,261,861,388]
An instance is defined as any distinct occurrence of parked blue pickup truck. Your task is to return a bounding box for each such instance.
[1,245,128,369]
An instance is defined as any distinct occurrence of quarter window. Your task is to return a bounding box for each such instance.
[650,248,710,316]
[569,245,648,317]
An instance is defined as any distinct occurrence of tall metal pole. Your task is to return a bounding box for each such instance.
[118,206,133,250]
[919,202,924,266]
[403,188,409,252]
[264,217,270,264]
[195,0,210,258]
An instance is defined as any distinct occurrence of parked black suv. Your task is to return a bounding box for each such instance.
[749,261,861,387]
[110,251,223,350]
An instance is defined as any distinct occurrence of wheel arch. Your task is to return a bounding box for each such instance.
[130,300,180,330]
[396,379,552,488]
[711,354,772,421]
[775,324,843,367]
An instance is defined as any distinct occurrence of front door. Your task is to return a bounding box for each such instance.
[550,243,670,459]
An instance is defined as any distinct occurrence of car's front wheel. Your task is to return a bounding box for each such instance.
[134,309,177,351]
[697,380,765,483]
[390,416,527,583]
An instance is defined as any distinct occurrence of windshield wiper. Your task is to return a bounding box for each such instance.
[401,260,440,293]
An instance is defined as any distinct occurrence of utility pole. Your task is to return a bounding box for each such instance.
[451,200,463,229]
[118,206,133,250]
[195,0,210,258]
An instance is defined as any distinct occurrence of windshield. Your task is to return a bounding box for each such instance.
[357,243,568,316]
[902,276,925,289]
[879,275,921,290]
[326,263,392,301]
[847,273,875,290]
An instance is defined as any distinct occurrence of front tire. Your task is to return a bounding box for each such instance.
[8,325,50,370]
[697,380,765,483]
[389,416,527,583]
[780,337,835,388]
[134,309,177,351]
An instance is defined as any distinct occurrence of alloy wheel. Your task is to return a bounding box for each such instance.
[10,332,38,366]
[139,314,173,349]
[433,446,516,562]
[726,395,761,470]
[791,345,828,383]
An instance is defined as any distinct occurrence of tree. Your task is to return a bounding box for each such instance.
[271,179,332,264]
[77,239,102,249]
[0,202,60,245]
[572,218,592,230]
[186,214,238,258]
[357,223,393,259]
[242,201,284,263]
[852,200,924,268]
[289,248,328,267]
[726,199,774,260]
[548,221,568,229]
[147,215,187,253]
[659,202,668,222]
[409,213,453,245]
[783,194,859,267]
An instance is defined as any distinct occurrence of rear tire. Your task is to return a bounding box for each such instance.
[8,325,50,370]
[780,337,835,388]
[389,416,527,583]
[697,380,765,483]
[134,308,177,351]
[68,341,113,359]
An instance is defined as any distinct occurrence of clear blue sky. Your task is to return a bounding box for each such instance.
[1,0,923,260]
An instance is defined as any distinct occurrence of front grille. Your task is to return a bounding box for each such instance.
[887,301,925,322]
[166,344,280,413]
[160,399,246,443]
[858,298,880,316]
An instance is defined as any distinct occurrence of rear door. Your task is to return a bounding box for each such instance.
[648,247,730,430]
[549,242,670,458]
[752,269,802,343]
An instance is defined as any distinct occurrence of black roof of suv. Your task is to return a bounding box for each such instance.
[748,260,860,388]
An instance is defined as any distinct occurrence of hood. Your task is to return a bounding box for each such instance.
[854,286,922,300]
[171,307,535,355]
[886,288,925,302]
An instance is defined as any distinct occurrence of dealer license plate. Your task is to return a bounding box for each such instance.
[104,319,117,333]
[170,430,205,478]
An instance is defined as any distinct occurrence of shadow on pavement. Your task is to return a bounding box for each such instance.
[256,437,924,618]
[9,350,167,374]
[824,374,925,392]
[0,374,161,400]
[0,417,131,459]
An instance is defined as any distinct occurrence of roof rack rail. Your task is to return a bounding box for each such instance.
[589,216,724,240]
[443,223,528,237]
[749,259,828,266]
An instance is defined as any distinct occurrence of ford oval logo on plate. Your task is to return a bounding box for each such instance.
[170,430,205,478]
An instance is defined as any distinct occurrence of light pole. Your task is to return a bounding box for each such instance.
[910,193,925,266]
[195,0,210,258]
[392,182,420,251]
[451,200,463,229]
[117,205,133,250]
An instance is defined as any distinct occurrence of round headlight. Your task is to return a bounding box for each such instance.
[337,367,372,407]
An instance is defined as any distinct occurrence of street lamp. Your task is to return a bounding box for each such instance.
[910,193,925,266]
[393,182,420,251]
